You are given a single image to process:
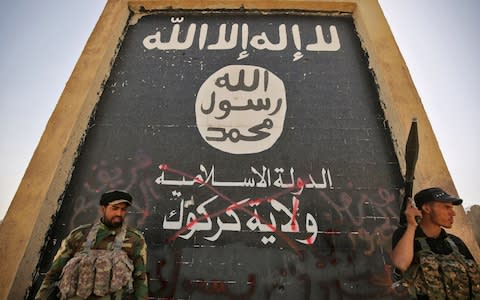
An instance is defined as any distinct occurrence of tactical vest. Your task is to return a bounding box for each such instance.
[403,236,480,300]
[58,222,134,299]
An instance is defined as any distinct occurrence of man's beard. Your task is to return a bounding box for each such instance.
[102,217,123,228]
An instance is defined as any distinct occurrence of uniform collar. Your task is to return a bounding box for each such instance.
[99,218,123,234]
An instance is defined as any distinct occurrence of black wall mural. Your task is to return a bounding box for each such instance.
[30,12,408,299]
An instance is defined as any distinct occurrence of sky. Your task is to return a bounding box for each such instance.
[0,0,478,220]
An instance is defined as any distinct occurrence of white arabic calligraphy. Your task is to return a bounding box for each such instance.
[155,164,334,189]
[163,194,320,245]
[196,65,286,154]
[143,19,341,61]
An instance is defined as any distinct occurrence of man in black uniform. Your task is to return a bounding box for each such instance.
[391,187,480,299]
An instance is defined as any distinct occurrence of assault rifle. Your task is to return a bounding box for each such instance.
[399,118,419,226]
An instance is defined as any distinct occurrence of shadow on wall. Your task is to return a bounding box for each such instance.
[467,205,480,248]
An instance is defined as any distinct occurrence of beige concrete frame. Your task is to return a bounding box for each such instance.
[1,0,478,299]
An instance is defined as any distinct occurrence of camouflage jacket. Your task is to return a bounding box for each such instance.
[35,221,148,300]
[392,227,479,299]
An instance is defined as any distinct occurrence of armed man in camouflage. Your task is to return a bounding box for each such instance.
[392,187,480,299]
[36,190,148,299]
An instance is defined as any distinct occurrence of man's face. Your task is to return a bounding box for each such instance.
[425,201,456,228]
[101,202,129,228]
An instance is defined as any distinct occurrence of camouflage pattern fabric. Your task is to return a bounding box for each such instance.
[110,250,134,292]
[58,255,83,298]
[76,253,97,298]
[403,236,480,300]
[57,222,134,298]
[93,252,112,296]
[466,259,480,297]
[58,250,127,299]
[35,221,148,300]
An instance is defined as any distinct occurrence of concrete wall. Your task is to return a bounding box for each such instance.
[0,1,477,299]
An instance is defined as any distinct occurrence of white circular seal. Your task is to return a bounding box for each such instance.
[196,65,287,154]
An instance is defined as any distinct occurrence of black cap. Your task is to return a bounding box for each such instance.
[100,190,132,206]
[414,187,462,208]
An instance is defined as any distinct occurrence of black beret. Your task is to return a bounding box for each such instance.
[100,190,133,206]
